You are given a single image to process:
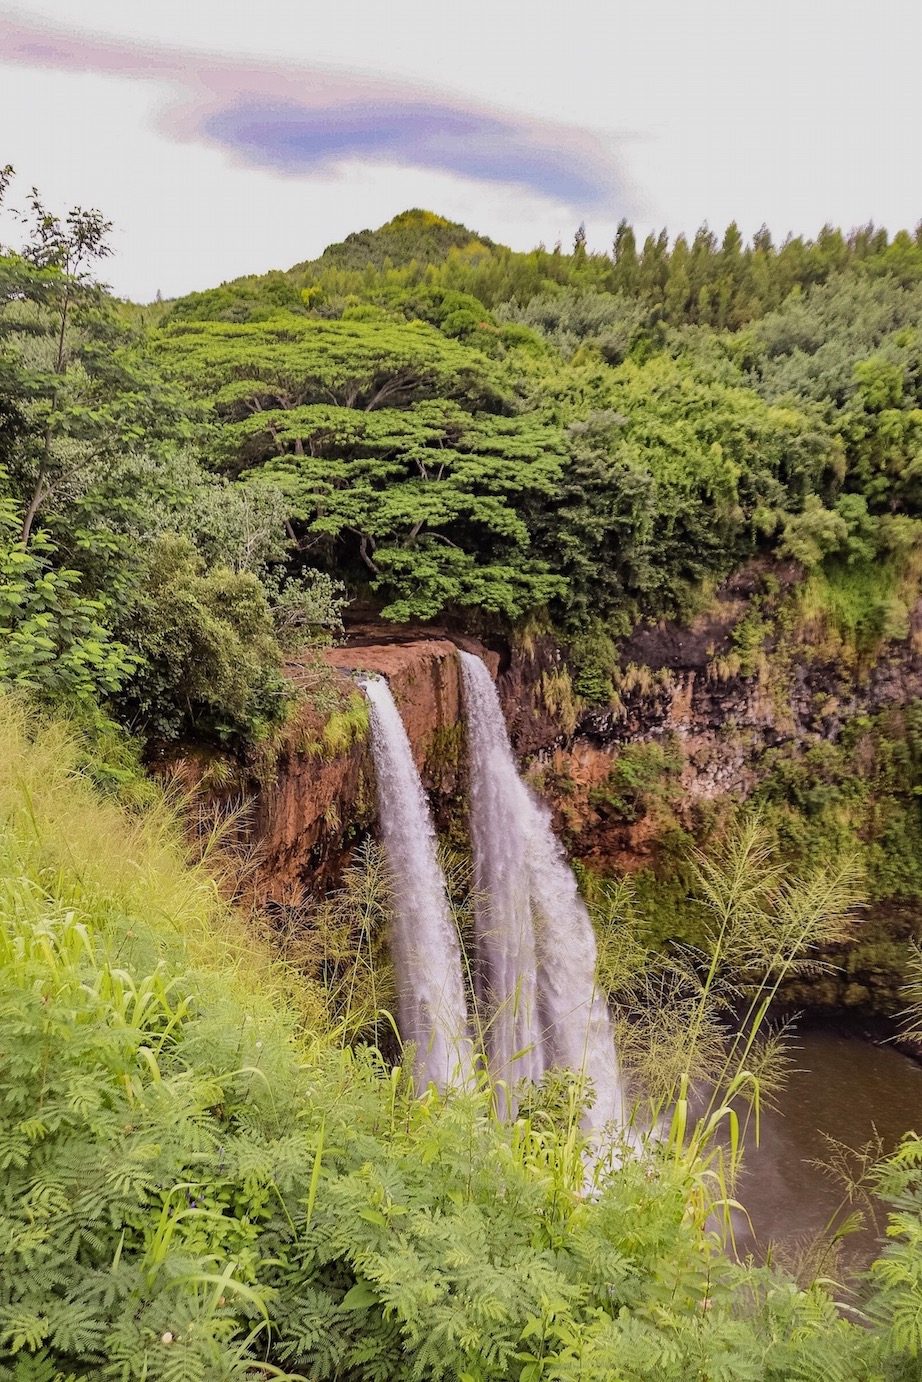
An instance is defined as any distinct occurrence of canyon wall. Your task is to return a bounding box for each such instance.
[251,638,472,904]
[242,594,922,1014]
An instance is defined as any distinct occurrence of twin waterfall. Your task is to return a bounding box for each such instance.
[362,654,625,1134]
[362,678,474,1090]
[460,653,625,1129]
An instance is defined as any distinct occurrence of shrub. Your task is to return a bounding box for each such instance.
[0,492,134,705]
[116,535,288,743]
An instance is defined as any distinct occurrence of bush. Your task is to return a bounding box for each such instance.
[0,493,134,705]
[117,535,288,743]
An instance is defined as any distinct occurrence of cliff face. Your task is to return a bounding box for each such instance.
[250,608,922,894]
[493,594,922,876]
[242,600,922,1014]
[251,638,471,904]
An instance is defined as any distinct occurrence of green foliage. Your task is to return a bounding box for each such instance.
[866,1136,922,1373]
[779,494,851,566]
[753,705,922,902]
[0,699,881,1382]
[591,699,922,1016]
[150,204,922,642]
[273,838,394,1045]
[592,816,860,1188]
[235,399,566,619]
[0,489,133,704]
[590,738,685,823]
[495,287,647,363]
[0,170,346,751]
[749,275,922,408]
[266,566,346,650]
[291,208,494,276]
[794,555,914,658]
[303,691,369,760]
[729,602,772,677]
[567,621,619,702]
[167,270,306,324]
[27,191,920,648]
[115,536,288,743]
[533,355,829,626]
[157,315,502,422]
[0,698,316,1380]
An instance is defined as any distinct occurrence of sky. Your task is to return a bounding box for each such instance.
[0,0,920,302]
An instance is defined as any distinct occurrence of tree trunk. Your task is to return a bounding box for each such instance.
[358,533,380,574]
[21,469,47,547]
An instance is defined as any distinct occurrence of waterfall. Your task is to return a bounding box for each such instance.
[460,651,626,1131]
[362,676,474,1092]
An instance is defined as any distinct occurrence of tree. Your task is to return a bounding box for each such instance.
[0,480,134,703]
[664,235,691,325]
[157,316,505,433]
[573,221,588,260]
[612,219,639,296]
[115,535,288,743]
[231,399,567,620]
[495,288,645,364]
[535,353,830,622]
[4,180,114,545]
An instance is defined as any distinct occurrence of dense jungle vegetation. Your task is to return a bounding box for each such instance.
[5,178,922,754]
[4,169,922,1378]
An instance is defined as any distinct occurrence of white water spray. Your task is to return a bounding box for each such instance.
[362,676,474,1092]
[460,651,626,1130]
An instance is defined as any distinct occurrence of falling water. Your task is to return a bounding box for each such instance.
[362,676,474,1092]
[460,651,626,1130]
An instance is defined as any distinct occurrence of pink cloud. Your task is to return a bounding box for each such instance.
[0,9,628,208]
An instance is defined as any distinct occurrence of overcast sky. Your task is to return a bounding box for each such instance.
[1,0,920,302]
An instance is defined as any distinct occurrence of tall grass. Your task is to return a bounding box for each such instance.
[0,695,907,1381]
[591,816,862,1241]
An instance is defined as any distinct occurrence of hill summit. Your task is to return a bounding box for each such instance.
[290,209,495,276]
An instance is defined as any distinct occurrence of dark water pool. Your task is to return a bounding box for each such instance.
[732,1028,922,1268]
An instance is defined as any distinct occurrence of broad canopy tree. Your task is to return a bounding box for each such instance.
[158,310,838,625]
[233,400,567,621]
[157,316,505,424]
[160,317,564,620]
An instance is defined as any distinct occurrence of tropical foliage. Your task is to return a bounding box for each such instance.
[5,175,922,738]
[3,171,922,1382]
[0,698,915,1382]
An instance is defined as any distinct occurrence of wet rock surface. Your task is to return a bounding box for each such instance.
[232,603,922,1012]
[248,611,922,889]
[251,639,470,904]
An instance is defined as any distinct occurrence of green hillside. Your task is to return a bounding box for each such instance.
[3,697,921,1381]
[3,183,922,750]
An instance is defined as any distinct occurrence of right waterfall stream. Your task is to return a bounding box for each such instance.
[459,651,626,1130]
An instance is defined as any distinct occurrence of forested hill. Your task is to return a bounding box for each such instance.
[168,206,922,328]
[158,207,922,670]
[3,189,922,753]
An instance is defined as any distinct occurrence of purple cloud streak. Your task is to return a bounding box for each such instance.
[0,10,627,209]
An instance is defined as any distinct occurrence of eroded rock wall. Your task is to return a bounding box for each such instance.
[239,593,922,1016]
[251,639,470,904]
[496,604,922,875]
[250,603,922,897]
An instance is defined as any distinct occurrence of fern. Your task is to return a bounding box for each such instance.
[0,696,914,1381]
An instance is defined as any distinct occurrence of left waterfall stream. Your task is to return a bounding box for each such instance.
[361,676,475,1091]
